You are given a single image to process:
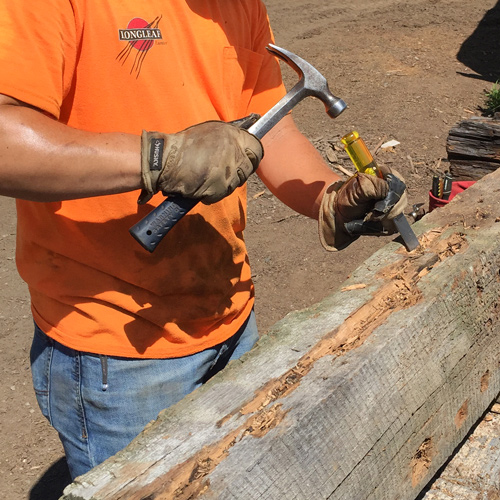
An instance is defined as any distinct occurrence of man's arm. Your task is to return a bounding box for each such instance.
[0,94,143,201]
[0,94,263,205]
[258,114,342,219]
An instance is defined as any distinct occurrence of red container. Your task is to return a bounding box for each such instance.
[428,180,476,212]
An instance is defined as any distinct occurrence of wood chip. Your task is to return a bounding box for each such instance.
[434,157,442,174]
[381,139,400,149]
[252,190,266,199]
[341,284,367,292]
[332,164,355,177]
[491,403,500,414]
[407,155,416,173]
[273,214,301,223]
[326,146,338,163]
[374,136,387,154]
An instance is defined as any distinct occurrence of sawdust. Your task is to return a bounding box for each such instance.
[481,370,491,393]
[240,231,469,417]
[146,405,288,500]
[454,400,469,430]
[411,437,434,488]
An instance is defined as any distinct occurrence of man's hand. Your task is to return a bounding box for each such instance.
[319,166,408,251]
[139,121,263,205]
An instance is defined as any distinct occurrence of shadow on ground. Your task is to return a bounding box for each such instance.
[29,457,71,500]
[457,0,500,82]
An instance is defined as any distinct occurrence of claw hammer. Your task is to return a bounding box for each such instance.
[129,44,347,252]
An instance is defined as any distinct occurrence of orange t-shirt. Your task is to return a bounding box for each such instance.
[0,0,286,357]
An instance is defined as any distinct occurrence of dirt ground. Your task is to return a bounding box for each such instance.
[1,0,499,498]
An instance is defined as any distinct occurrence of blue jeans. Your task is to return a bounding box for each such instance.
[30,311,259,479]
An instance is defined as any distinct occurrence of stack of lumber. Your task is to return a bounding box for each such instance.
[447,115,500,179]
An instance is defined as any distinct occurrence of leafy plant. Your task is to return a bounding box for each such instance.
[483,80,500,115]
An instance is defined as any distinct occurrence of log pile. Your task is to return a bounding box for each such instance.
[447,115,500,179]
[62,170,500,500]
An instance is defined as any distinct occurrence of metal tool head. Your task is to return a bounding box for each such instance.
[248,44,347,139]
[408,203,425,221]
[267,44,347,118]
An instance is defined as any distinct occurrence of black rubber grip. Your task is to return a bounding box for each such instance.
[129,197,198,252]
[130,115,262,252]
[344,219,387,236]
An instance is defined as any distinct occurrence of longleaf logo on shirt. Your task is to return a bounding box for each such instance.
[117,16,163,78]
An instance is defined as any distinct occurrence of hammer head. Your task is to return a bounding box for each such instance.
[267,44,347,118]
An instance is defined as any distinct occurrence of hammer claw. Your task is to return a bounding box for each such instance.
[248,44,347,139]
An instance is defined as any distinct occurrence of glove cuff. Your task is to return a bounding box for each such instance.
[318,180,355,251]
[138,130,169,205]
[318,181,344,252]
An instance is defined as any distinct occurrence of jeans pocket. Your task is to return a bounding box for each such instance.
[30,325,53,424]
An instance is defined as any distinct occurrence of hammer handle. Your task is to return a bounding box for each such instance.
[129,197,198,252]
[130,111,270,252]
[129,115,261,252]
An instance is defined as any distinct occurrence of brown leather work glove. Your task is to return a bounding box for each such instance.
[139,120,263,205]
[319,165,408,251]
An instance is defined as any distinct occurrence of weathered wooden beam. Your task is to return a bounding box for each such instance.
[447,116,500,179]
[62,170,500,500]
[447,159,500,181]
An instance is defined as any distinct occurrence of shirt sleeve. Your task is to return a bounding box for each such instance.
[0,0,78,118]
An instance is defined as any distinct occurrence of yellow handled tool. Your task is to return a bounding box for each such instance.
[340,131,420,251]
[341,131,384,178]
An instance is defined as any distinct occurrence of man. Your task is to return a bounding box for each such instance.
[0,0,405,479]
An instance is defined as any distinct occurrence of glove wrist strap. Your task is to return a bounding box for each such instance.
[319,180,355,251]
[139,130,170,205]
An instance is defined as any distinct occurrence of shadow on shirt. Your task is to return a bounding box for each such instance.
[20,203,251,355]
